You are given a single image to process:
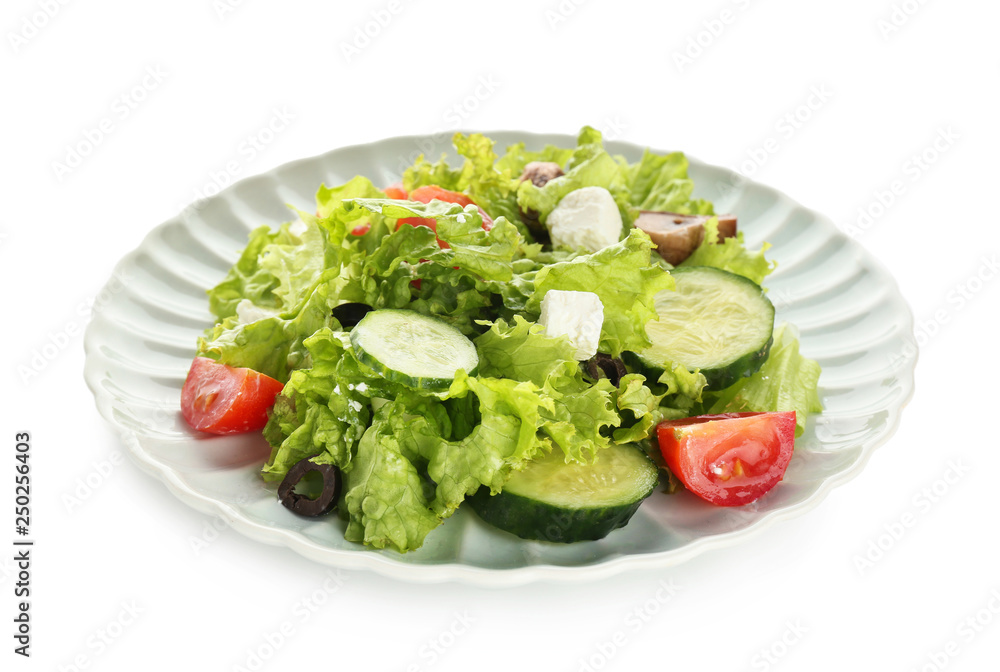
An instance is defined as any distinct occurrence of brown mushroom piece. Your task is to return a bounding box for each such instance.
[520,161,564,188]
[634,211,738,266]
[517,162,565,243]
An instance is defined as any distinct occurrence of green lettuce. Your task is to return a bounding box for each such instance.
[345,199,520,283]
[612,373,668,444]
[625,149,714,215]
[515,127,633,228]
[495,141,575,177]
[324,371,558,552]
[705,323,823,436]
[259,327,404,480]
[193,126,825,554]
[198,270,338,381]
[343,404,443,552]
[401,133,524,233]
[527,229,676,356]
[206,217,327,322]
[475,317,620,462]
[315,175,394,256]
[681,217,775,286]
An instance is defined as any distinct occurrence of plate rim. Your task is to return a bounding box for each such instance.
[83,129,918,586]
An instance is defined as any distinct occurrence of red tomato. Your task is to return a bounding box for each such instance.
[655,412,796,507]
[180,357,284,434]
[396,215,449,248]
[350,222,372,236]
[409,185,477,207]
[396,186,494,247]
[383,183,408,200]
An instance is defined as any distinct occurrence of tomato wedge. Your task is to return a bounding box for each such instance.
[350,222,372,236]
[382,183,408,200]
[655,412,796,506]
[180,357,284,434]
[396,185,494,249]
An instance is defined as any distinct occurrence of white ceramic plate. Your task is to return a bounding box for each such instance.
[83,131,916,586]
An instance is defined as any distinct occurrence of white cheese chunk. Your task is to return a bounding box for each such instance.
[235,299,280,325]
[539,290,604,360]
[546,186,623,253]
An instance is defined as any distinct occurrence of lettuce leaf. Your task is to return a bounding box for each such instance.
[207,225,282,321]
[423,372,552,516]
[705,323,823,436]
[343,405,443,553]
[681,218,775,286]
[315,175,394,256]
[528,229,675,356]
[324,371,557,552]
[261,328,384,481]
[402,153,464,193]
[612,373,667,444]
[206,218,327,322]
[401,133,523,229]
[207,175,389,323]
[345,199,520,282]
[474,315,578,386]
[495,141,575,177]
[624,149,715,215]
[198,271,339,381]
[451,133,523,230]
[515,126,633,227]
[474,316,620,462]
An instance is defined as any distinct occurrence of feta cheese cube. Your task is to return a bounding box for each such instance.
[547,186,623,253]
[539,290,604,360]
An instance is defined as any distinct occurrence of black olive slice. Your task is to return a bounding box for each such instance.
[278,458,342,517]
[584,353,628,387]
[331,302,373,328]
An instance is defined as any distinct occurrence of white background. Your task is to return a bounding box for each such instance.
[3,0,999,670]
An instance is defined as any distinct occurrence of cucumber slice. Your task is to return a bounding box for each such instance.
[350,309,479,391]
[469,444,658,543]
[632,266,774,390]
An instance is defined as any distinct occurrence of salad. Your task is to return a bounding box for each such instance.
[179,127,823,553]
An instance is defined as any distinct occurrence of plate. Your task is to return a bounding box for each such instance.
[83,131,917,585]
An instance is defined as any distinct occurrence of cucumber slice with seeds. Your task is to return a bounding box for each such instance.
[469,444,658,543]
[631,266,774,390]
[350,309,479,391]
